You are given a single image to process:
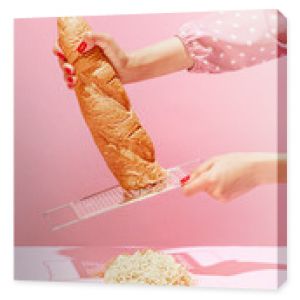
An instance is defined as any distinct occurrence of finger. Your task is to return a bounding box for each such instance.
[53,43,67,62]
[180,160,214,187]
[53,39,61,51]
[85,33,128,67]
[58,57,65,70]
[209,189,226,202]
[52,41,60,55]
[190,159,214,181]
[62,63,75,76]
[65,75,77,88]
[182,173,211,196]
[76,32,95,53]
[84,32,113,46]
[67,82,76,89]
[180,175,191,186]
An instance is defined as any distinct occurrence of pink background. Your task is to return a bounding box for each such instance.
[14,12,286,246]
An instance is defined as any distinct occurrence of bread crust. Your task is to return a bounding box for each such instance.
[57,17,166,190]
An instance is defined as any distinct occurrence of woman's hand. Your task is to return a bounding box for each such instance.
[181,153,286,202]
[53,33,193,87]
[80,33,132,83]
[53,44,77,89]
[53,33,130,87]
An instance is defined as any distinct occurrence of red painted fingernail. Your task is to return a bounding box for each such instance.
[67,76,73,83]
[56,52,67,62]
[77,41,87,53]
[180,175,190,186]
[65,67,72,75]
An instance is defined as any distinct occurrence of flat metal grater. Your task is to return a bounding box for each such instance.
[43,159,202,231]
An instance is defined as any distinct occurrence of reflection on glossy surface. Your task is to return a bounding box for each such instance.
[57,246,286,279]
[15,246,287,288]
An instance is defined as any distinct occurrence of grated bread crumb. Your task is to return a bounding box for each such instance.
[103,249,192,286]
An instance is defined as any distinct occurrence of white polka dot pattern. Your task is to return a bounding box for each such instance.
[177,10,287,73]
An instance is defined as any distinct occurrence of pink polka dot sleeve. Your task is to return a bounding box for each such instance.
[176,10,287,73]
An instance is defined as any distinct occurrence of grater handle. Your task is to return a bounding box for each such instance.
[43,203,80,231]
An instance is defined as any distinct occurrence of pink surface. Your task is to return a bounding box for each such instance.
[14,246,287,289]
[14,12,286,246]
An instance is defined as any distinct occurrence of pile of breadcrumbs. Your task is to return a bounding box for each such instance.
[103,249,192,286]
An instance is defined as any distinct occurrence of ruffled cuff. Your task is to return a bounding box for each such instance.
[176,23,220,73]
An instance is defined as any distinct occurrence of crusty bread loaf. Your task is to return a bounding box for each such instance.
[103,249,192,286]
[57,17,166,191]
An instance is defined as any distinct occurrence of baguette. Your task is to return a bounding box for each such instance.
[57,17,166,191]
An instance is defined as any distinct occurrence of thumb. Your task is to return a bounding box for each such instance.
[82,33,127,67]
[76,32,95,53]
[182,172,211,196]
[190,159,214,181]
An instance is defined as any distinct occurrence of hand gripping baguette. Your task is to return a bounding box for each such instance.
[57,17,166,191]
